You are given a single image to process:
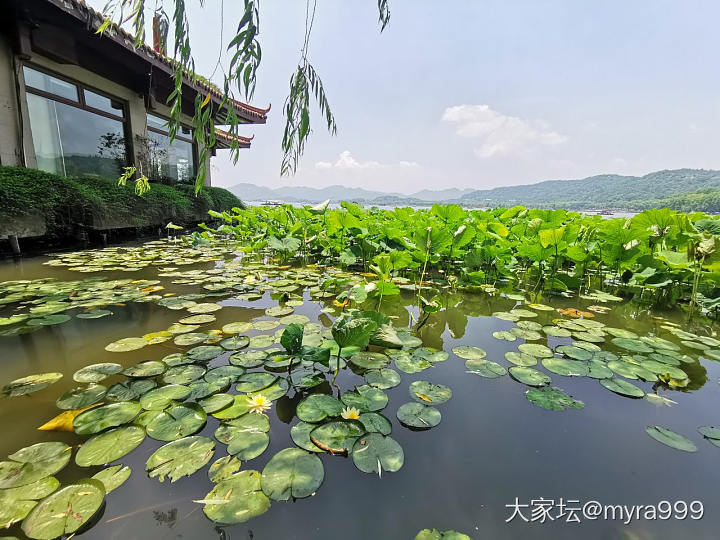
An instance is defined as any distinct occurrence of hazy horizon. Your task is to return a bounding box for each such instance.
[87,1,720,194]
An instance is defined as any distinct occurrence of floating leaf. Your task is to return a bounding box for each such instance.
[20,479,105,540]
[76,425,145,466]
[415,528,472,540]
[349,352,390,370]
[517,343,553,358]
[199,393,234,414]
[0,443,70,489]
[508,366,551,387]
[296,394,343,423]
[351,433,404,475]
[92,465,131,493]
[409,381,452,404]
[542,357,589,377]
[526,387,584,411]
[646,426,697,452]
[105,337,147,352]
[465,359,507,378]
[56,384,106,410]
[611,338,654,353]
[73,363,122,383]
[492,331,516,342]
[451,346,486,360]
[146,403,207,441]
[122,361,166,378]
[290,422,324,453]
[140,385,191,410]
[73,402,141,435]
[208,456,242,483]
[0,476,59,529]
[364,368,402,389]
[2,373,63,398]
[396,403,441,429]
[261,448,324,500]
[146,436,215,482]
[236,372,278,393]
[200,470,270,524]
[340,386,388,412]
[600,377,645,398]
[504,352,537,367]
[310,420,365,454]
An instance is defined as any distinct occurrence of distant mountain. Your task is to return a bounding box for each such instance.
[460,169,720,209]
[228,169,720,211]
[229,183,476,204]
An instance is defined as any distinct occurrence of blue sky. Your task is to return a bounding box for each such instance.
[89,0,720,193]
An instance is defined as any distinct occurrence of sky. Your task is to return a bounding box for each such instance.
[88,0,720,194]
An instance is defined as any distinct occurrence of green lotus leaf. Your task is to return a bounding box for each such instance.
[510,328,543,340]
[179,314,216,325]
[600,377,645,398]
[465,358,507,378]
[208,455,242,483]
[222,321,253,334]
[20,479,105,540]
[451,346,487,360]
[309,420,365,454]
[646,426,697,452]
[556,345,593,361]
[349,352,390,370]
[122,361,166,378]
[543,326,572,337]
[253,320,280,331]
[140,385,191,410]
[396,403,441,429]
[586,359,613,379]
[492,331,516,342]
[220,335,250,350]
[351,433,404,475]
[504,352,537,367]
[76,425,145,466]
[200,470,270,524]
[105,337,147,352]
[236,372,278,393]
[146,403,207,441]
[290,421,324,453]
[73,363,122,383]
[526,387,584,411]
[508,366,551,387]
[2,373,63,398]
[73,402,142,435]
[26,314,71,327]
[611,338,654,353]
[91,464,131,493]
[296,394,343,423]
[105,380,156,402]
[0,442,70,489]
[146,436,215,482]
[340,385,388,412]
[409,380,452,404]
[517,343,553,358]
[187,345,224,362]
[199,393,234,414]
[162,365,206,385]
[0,476,59,529]
[55,384,106,410]
[229,350,267,368]
[542,357,589,377]
[212,395,251,420]
[363,368,402,389]
[261,448,324,501]
[358,412,392,435]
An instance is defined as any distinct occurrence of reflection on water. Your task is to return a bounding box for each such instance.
[0,243,719,540]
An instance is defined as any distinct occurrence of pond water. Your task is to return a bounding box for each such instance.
[0,240,719,540]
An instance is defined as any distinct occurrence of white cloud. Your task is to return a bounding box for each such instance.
[442,104,567,158]
[315,150,419,170]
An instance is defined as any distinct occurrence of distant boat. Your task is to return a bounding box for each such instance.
[594,210,614,215]
[262,200,283,206]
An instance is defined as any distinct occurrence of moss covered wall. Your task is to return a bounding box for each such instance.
[0,166,243,238]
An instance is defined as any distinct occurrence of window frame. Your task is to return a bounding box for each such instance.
[145,112,198,184]
[22,63,132,174]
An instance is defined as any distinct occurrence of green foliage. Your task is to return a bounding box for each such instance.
[0,166,241,237]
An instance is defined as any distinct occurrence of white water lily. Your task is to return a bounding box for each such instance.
[247,394,272,414]
[341,406,360,420]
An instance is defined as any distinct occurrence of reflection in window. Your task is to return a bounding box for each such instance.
[26,93,126,178]
[141,114,196,185]
[84,90,124,117]
[23,66,78,101]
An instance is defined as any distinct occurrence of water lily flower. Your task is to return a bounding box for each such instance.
[341,406,360,420]
[247,394,272,414]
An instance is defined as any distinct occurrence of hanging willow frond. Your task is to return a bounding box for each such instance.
[228,0,262,101]
[281,62,337,176]
[378,0,391,31]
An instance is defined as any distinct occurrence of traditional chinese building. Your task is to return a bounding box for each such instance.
[0,0,268,186]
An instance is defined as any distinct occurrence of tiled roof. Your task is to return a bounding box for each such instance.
[47,0,269,123]
[214,128,253,149]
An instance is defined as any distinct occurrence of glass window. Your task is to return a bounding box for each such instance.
[142,130,196,184]
[147,114,168,131]
[26,93,127,178]
[84,89,124,117]
[23,66,78,102]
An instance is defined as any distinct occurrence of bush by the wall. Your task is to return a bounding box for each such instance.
[0,166,243,237]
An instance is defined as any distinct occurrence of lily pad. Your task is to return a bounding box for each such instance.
[0,443,71,489]
[0,476,60,529]
[76,425,146,466]
[451,346,487,360]
[230,350,267,368]
[20,479,105,540]
[396,403,441,429]
[208,456,242,483]
[179,314,216,325]
[465,359,507,378]
[508,366,551,387]
[2,373,63,398]
[73,363,122,383]
[363,368,402,389]
[199,393,235,414]
[236,372,278,393]
[600,377,645,398]
[261,448,324,500]
[73,401,142,435]
[212,395,251,420]
[351,433,404,475]
[517,343,553,358]
[56,384,106,410]
[409,381,452,404]
[220,336,250,350]
[542,357,589,377]
[146,436,215,482]
[290,422,324,453]
[105,337,147,352]
[91,465,130,493]
[556,345,593,361]
[187,345,224,362]
[200,470,270,523]
[504,352,537,367]
[340,386,388,412]
[358,412,392,435]
[105,380,156,402]
[349,352,390,370]
[140,385,191,410]
[492,331,516,342]
[646,426,697,452]
[310,420,365,454]
[612,338,653,353]
[296,395,344,423]
[146,403,207,441]
[526,387,584,411]
[122,361,166,378]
